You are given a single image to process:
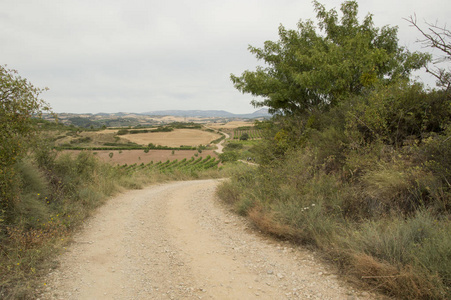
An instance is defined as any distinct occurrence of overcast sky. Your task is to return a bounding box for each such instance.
[1,0,449,114]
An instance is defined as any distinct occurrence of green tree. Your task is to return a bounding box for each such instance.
[117,129,129,135]
[231,1,430,115]
[1,65,50,220]
[240,133,250,141]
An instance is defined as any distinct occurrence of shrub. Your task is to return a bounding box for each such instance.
[116,129,129,135]
[345,81,450,148]
[1,65,50,225]
[219,151,238,163]
[225,142,244,150]
[240,133,249,140]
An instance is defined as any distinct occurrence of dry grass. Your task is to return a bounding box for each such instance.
[345,253,446,299]
[208,121,254,129]
[248,206,298,239]
[121,129,221,147]
[53,131,118,146]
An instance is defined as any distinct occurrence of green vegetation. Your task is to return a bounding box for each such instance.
[117,155,221,179]
[219,140,259,163]
[117,129,129,135]
[67,117,98,128]
[1,65,50,232]
[210,132,226,144]
[68,116,143,128]
[55,145,197,151]
[219,1,451,299]
[231,127,263,140]
[231,1,429,115]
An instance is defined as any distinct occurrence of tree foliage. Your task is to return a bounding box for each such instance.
[231,1,430,115]
[1,65,50,219]
[1,66,49,166]
[239,132,249,141]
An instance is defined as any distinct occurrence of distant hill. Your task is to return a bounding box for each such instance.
[140,108,270,118]
[47,108,271,128]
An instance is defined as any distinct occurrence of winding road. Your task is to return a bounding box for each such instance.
[40,180,373,299]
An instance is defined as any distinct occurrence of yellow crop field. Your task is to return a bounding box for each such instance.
[122,129,221,147]
[208,121,254,129]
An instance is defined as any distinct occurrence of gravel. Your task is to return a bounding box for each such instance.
[39,179,378,299]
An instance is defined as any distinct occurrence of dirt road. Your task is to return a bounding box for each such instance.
[213,131,229,154]
[40,180,372,299]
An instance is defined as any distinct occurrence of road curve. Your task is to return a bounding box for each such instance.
[40,179,372,299]
[214,131,229,154]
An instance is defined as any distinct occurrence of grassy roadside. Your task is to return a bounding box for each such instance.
[0,145,234,299]
[216,88,451,299]
[216,140,451,299]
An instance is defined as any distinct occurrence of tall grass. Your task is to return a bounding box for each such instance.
[217,138,451,299]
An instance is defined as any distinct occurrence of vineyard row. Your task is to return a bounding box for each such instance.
[231,128,263,140]
[115,155,220,174]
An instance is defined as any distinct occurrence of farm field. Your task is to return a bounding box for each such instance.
[208,121,254,129]
[64,149,219,165]
[121,129,221,147]
[230,127,263,140]
[53,130,118,146]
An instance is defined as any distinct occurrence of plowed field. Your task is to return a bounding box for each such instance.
[121,129,221,147]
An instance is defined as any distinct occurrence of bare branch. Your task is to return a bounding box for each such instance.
[405,15,451,91]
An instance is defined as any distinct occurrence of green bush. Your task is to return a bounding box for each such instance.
[1,65,49,225]
[239,133,249,140]
[345,81,450,147]
[225,142,244,150]
[219,151,239,163]
[116,129,129,135]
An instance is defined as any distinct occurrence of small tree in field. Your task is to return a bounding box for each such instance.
[240,133,250,141]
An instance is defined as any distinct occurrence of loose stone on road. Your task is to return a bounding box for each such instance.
[40,179,374,299]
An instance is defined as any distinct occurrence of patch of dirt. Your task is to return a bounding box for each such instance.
[39,180,379,299]
[121,129,221,147]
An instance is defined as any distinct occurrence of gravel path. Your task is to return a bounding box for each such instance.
[39,179,375,299]
[212,130,229,155]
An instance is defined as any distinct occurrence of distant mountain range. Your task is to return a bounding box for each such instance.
[48,108,271,128]
[139,108,270,118]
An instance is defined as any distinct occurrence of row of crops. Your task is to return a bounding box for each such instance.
[231,128,263,140]
[115,155,220,174]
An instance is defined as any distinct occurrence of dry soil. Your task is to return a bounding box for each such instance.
[121,129,221,147]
